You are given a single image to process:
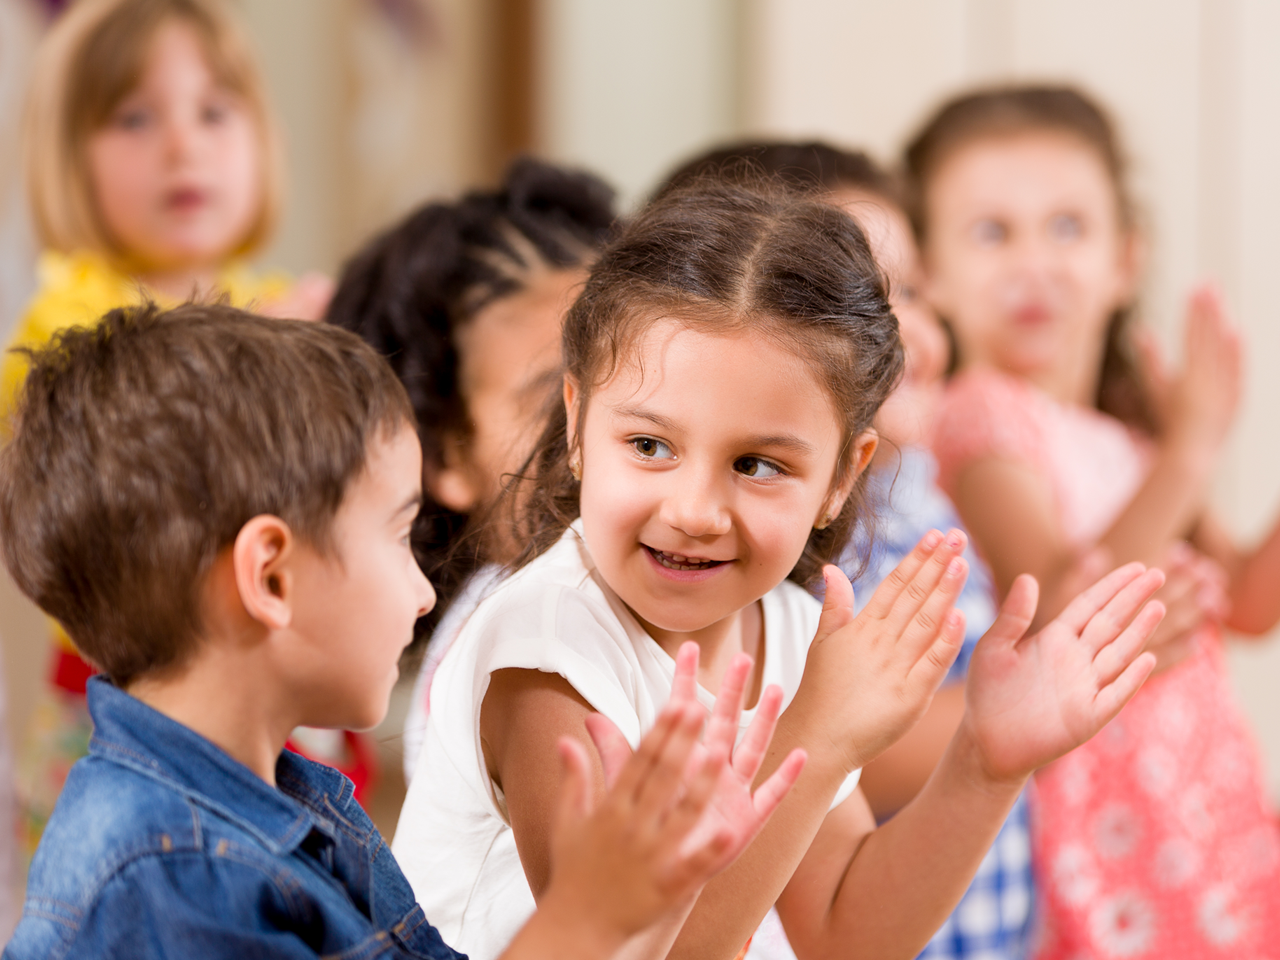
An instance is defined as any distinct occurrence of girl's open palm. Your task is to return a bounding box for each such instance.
[963,563,1165,783]
[584,643,806,881]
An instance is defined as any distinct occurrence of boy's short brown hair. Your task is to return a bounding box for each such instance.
[0,303,414,685]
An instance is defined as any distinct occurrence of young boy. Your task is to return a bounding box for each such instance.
[0,303,803,959]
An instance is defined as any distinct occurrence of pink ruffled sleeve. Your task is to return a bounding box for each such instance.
[932,369,1052,499]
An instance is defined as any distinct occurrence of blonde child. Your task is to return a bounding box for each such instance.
[325,157,617,781]
[392,180,1169,960]
[6,0,331,853]
[909,85,1280,957]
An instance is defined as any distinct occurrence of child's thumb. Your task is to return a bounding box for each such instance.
[555,737,594,834]
[980,573,1038,652]
[816,565,856,641]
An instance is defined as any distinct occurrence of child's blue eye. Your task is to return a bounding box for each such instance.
[972,219,1007,245]
[114,108,151,131]
[1048,213,1084,242]
[631,437,674,460]
[735,457,781,478]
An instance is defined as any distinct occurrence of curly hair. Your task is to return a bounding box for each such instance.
[325,157,617,638]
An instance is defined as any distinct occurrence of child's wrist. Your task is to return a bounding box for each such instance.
[947,718,1031,799]
[781,687,868,776]
[527,884,630,960]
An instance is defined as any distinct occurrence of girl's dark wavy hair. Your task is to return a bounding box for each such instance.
[905,85,1158,434]
[656,139,903,208]
[508,180,904,588]
[325,157,617,641]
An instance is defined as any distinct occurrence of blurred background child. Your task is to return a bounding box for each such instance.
[325,156,617,782]
[3,0,332,859]
[911,84,1280,958]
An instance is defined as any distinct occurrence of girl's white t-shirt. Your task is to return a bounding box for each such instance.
[392,521,861,960]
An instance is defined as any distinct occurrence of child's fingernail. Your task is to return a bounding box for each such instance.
[947,557,966,578]
[946,530,964,550]
[922,530,942,549]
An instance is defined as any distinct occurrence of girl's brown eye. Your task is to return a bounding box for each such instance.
[735,457,780,478]
[631,437,673,460]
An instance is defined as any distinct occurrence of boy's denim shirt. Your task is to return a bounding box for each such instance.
[4,677,464,960]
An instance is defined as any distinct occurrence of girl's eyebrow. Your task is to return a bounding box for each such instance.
[613,405,679,432]
[744,434,818,455]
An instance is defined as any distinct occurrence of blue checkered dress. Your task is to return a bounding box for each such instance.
[845,447,1034,960]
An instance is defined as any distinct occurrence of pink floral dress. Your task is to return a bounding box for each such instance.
[934,369,1280,960]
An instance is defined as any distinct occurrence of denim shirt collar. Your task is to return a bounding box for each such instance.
[85,676,347,856]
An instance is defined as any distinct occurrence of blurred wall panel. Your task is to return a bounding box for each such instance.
[537,0,740,207]
[240,0,349,275]
[743,0,1280,800]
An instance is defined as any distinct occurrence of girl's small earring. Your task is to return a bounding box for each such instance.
[815,512,834,531]
[569,454,582,482]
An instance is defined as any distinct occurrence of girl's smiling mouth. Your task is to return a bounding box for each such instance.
[643,545,731,579]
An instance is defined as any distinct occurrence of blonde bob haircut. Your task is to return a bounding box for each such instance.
[24,0,283,259]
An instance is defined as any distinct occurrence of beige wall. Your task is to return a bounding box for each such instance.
[740,0,1280,799]
[536,0,742,208]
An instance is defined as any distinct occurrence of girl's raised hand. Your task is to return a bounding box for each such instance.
[585,643,806,874]
[1161,284,1242,453]
[961,563,1164,784]
[797,530,970,773]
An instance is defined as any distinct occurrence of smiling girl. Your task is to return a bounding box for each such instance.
[6,0,330,857]
[391,180,1169,960]
[910,85,1280,957]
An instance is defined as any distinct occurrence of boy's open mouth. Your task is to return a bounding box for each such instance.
[645,546,727,572]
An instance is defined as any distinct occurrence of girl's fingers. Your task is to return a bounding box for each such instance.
[704,653,752,754]
[555,737,594,836]
[859,530,945,620]
[883,530,967,635]
[906,608,966,693]
[1054,562,1147,634]
[610,703,689,802]
[1092,651,1157,728]
[982,574,1038,654]
[670,642,700,707]
[896,554,968,660]
[584,712,634,790]
[813,566,857,643]
[1079,568,1166,655]
[1092,600,1166,686]
[633,705,706,819]
[750,747,807,821]
[730,684,784,781]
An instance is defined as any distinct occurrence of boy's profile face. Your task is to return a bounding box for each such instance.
[286,423,435,731]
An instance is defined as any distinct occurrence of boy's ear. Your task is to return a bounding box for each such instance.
[232,515,296,630]
[425,432,482,514]
[819,429,878,527]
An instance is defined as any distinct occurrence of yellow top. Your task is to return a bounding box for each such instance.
[1,249,291,417]
[3,250,291,654]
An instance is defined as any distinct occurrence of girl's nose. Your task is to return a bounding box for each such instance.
[163,112,202,165]
[659,465,732,538]
[416,565,437,618]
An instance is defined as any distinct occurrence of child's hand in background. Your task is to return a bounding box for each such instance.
[1144,541,1229,674]
[535,644,805,951]
[1139,284,1242,456]
[961,562,1164,785]
[796,530,970,774]
[258,272,335,322]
